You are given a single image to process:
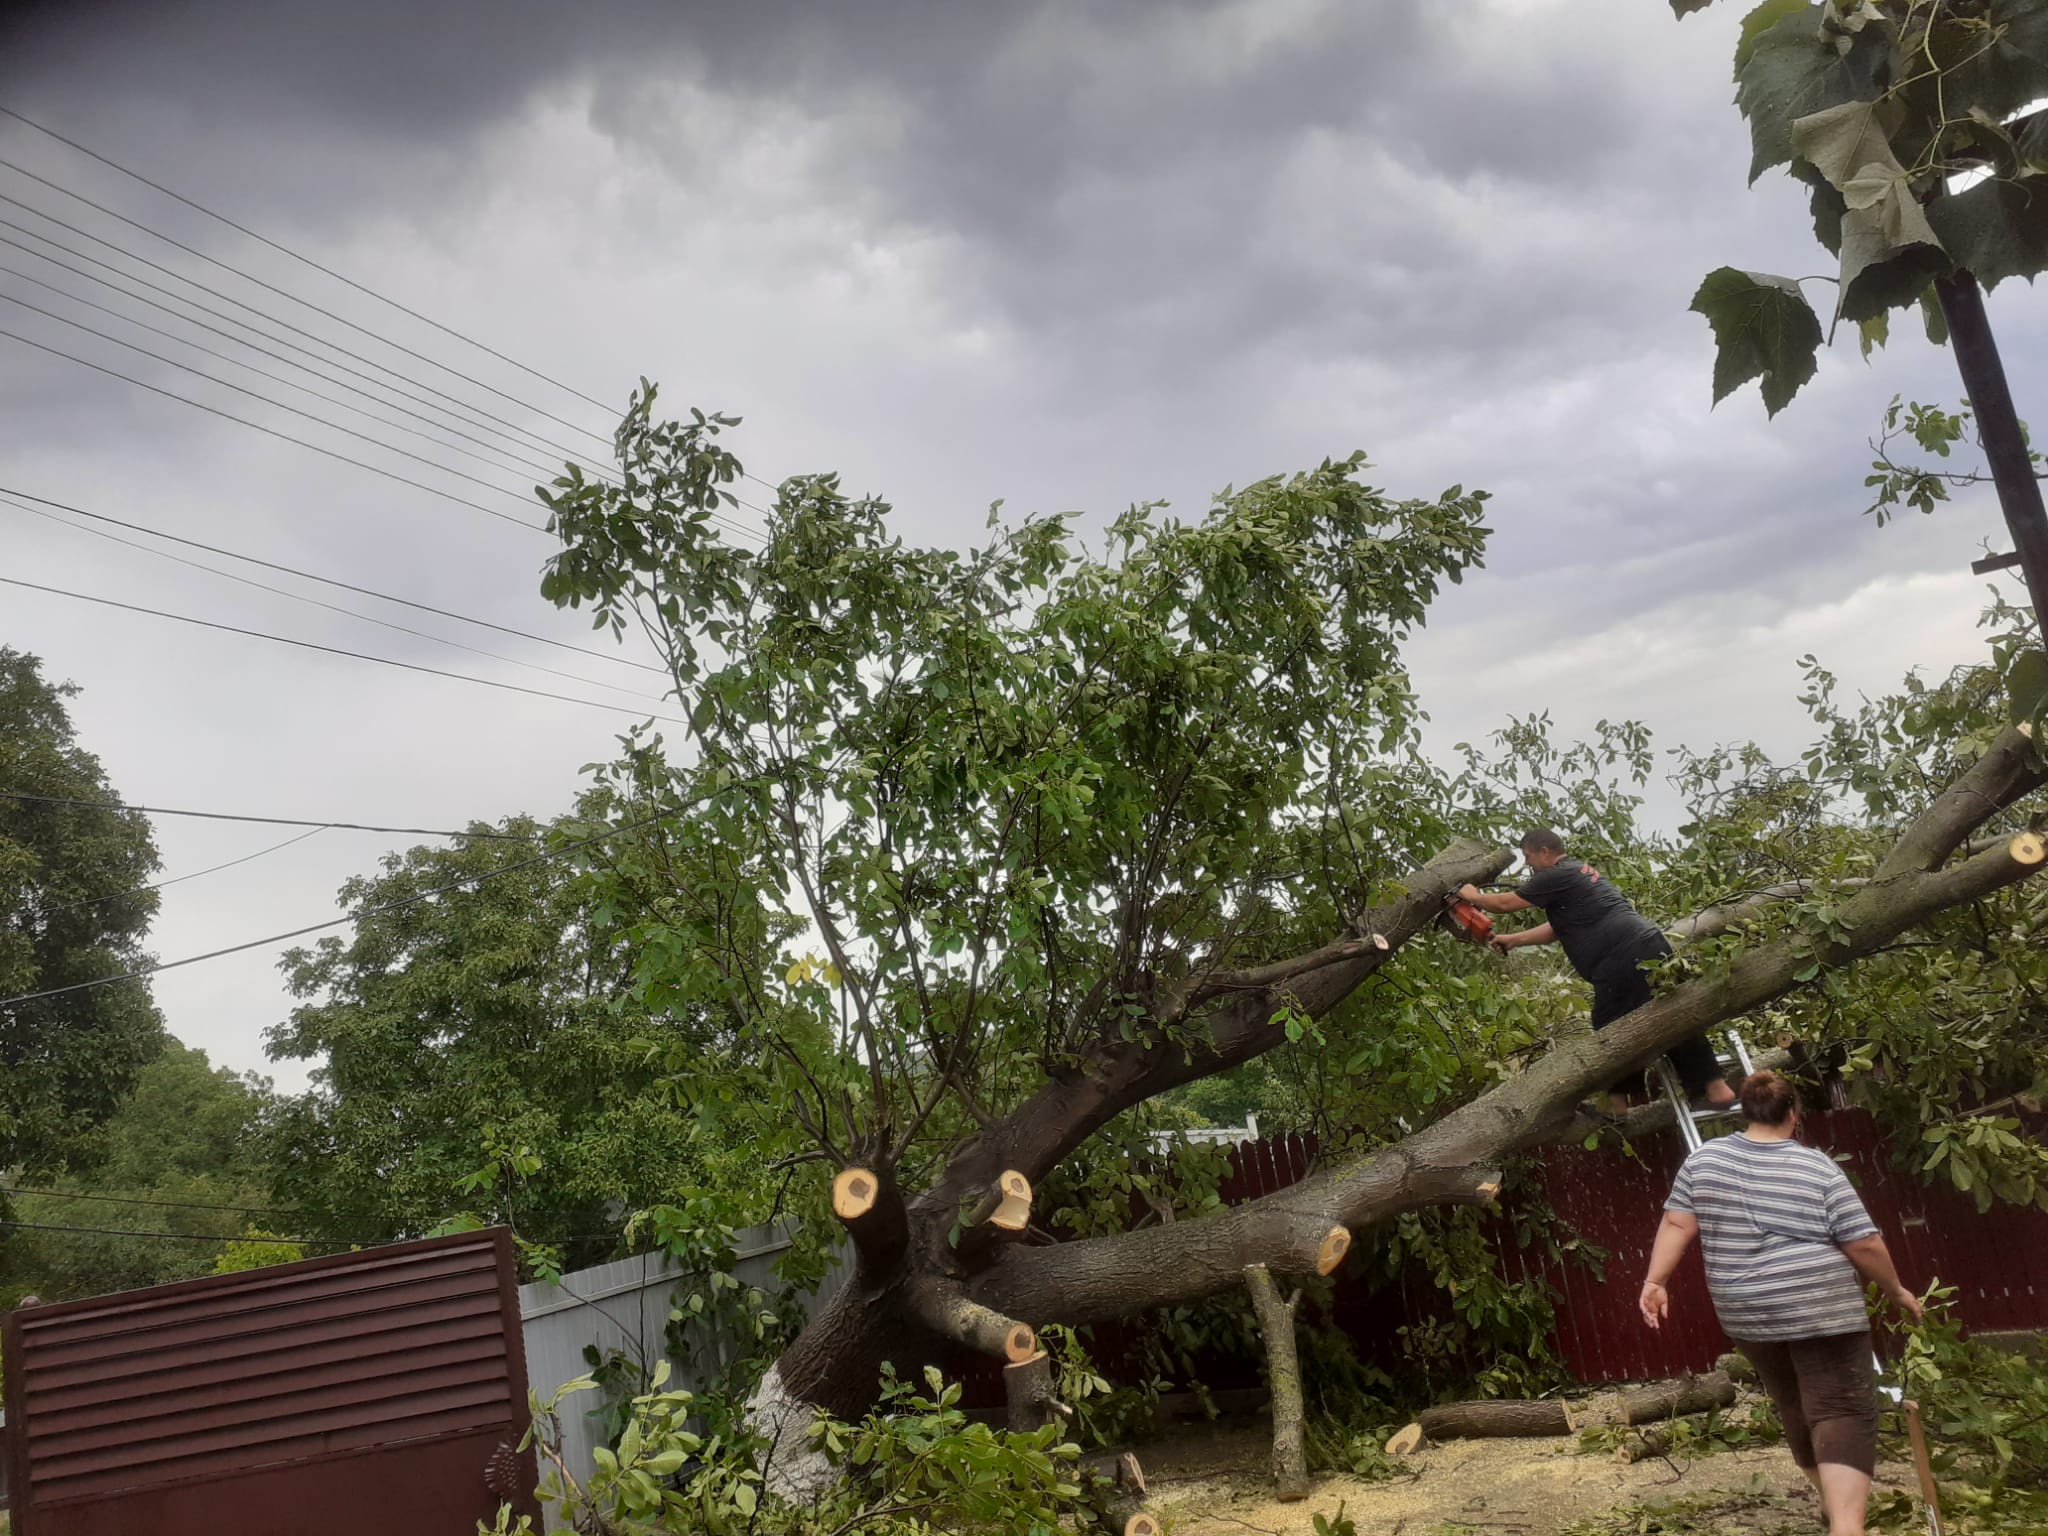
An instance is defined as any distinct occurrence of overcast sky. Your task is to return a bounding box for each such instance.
[1,0,2035,1092]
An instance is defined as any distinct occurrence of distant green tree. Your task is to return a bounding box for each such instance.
[263,803,780,1267]
[0,1040,275,1300]
[0,646,164,1176]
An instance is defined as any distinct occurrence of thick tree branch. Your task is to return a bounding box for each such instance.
[924,839,1512,1209]
[968,730,2046,1325]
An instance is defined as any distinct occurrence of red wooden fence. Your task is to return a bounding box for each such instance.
[1211,1107,2048,1384]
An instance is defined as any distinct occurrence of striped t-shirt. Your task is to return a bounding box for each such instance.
[1664,1133,1878,1341]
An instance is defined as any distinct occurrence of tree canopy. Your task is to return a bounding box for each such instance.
[0,646,164,1176]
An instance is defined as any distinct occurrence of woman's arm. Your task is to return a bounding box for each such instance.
[1491,922,1555,954]
[1840,1233,1924,1321]
[1639,1210,1699,1329]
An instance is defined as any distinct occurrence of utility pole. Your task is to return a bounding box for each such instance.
[1936,270,2048,636]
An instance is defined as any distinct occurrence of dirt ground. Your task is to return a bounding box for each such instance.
[1135,1422,1925,1535]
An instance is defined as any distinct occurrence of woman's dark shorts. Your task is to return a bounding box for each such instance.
[1734,1330,1879,1476]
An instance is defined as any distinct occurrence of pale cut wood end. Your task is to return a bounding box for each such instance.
[1384,1422,1426,1456]
[832,1167,878,1220]
[2010,831,2046,866]
[1003,1322,1038,1363]
[1125,1516,1161,1536]
[1315,1225,1352,1275]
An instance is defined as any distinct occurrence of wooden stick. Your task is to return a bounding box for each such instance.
[1903,1399,1945,1534]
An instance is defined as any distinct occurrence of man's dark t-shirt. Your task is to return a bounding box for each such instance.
[1515,859,1661,979]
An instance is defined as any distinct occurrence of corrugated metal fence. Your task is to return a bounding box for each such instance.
[0,1229,537,1536]
[517,1218,836,1488]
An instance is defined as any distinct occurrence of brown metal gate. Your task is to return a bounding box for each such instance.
[0,1228,539,1535]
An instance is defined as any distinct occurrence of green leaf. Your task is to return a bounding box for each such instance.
[1735,6,1883,183]
[1857,310,1888,359]
[1690,267,1825,415]
[2010,648,2048,721]
[1735,0,1812,74]
[1670,0,1717,13]
[1837,211,1950,324]
[1926,174,2048,292]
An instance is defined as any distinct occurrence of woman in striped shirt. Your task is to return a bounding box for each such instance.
[1638,1070,1922,1536]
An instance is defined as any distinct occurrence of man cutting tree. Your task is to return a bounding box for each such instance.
[1458,829,1738,1110]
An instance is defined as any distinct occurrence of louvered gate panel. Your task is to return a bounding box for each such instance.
[1,1229,538,1536]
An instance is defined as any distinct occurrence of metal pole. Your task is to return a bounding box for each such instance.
[1934,271,2048,635]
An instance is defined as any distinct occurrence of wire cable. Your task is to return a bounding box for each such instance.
[39,825,325,918]
[0,1217,346,1248]
[0,205,782,516]
[1,288,557,514]
[0,324,547,531]
[0,152,614,447]
[0,191,615,477]
[0,103,620,419]
[0,486,669,675]
[0,791,540,841]
[0,576,690,722]
[3,494,677,707]
[5,1185,322,1221]
[0,215,601,477]
[0,787,743,1010]
[0,259,563,483]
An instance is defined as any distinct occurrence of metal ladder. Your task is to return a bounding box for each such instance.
[1654,1027,1755,1153]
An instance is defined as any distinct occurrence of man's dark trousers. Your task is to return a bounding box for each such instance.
[1588,931,1724,1098]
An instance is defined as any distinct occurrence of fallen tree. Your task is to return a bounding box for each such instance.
[533,395,2048,1492]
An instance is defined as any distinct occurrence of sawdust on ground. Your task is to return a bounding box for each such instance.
[1138,1422,1922,1535]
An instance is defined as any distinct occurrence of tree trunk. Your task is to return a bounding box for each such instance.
[1935,271,2048,635]
[1004,1351,1058,1433]
[759,729,2044,1430]
[1244,1264,1312,1502]
[1570,1371,1736,1430]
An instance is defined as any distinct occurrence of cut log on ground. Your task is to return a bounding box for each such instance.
[1418,1373,1736,1441]
[1080,1452,1158,1536]
[1416,1399,1571,1439]
[1603,1371,1736,1428]
[1243,1263,1312,1502]
[1384,1422,1427,1456]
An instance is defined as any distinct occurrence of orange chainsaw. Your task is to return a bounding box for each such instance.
[1442,892,1495,946]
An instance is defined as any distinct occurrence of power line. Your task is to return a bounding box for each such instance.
[1,493,679,707]
[0,203,779,525]
[41,825,325,917]
[0,788,741,1010]
[0,191,613,478]
[0,103,620,419]
[0,486,668,675]
[0,791,540,841]
[0,152,615,448]
[0,288,554,514]
[0,259,561,483]
[0,576,690,722]
[0,1217,344,1248]
[0,324,546,531]
[5,1185,319,1221]
[0,215,601,479]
